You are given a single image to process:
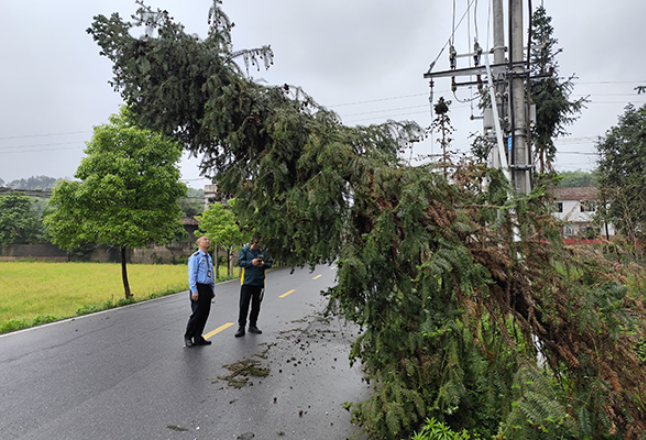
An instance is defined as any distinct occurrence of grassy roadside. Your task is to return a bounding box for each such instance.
[0,261,237,334]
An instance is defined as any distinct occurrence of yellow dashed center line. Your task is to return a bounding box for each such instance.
[204,322,234,340]
[204,273,332,339]
[280,289,296,298]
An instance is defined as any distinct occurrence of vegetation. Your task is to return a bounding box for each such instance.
[557,169,598,187]
[529,6,586,175]
[44,106,187,298]
[0,194,44,244]
[0,261,215,334]
[178,187,205,218]
[2,175,58,190]
[196,201,250,277]
[88,3,646,439]
[596,102,646,256]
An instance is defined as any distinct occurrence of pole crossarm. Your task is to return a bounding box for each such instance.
[423,62,525,79]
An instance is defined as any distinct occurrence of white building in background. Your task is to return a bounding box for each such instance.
[204,184,218,209]
[551,187,615,239]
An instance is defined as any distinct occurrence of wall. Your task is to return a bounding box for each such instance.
[0,243,68,262]
[131,241,195,264]
[0,241,236,265]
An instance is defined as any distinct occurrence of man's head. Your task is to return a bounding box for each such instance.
[196,236,211,251]
[250,233,262,250]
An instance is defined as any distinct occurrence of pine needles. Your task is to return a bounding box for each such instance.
[88,7,646,439]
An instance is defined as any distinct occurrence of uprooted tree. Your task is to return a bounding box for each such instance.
[88,3,646,438]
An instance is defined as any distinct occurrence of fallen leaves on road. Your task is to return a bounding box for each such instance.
[216,358,270,388]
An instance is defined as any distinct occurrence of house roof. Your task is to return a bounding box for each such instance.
[180,217,200,226]
[550,187,598,201]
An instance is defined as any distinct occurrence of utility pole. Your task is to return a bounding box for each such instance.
[424,0,533,195]
[493,0,505,65]
[509,0,531,195]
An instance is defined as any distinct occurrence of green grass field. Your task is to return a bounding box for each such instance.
[0,261,237,334]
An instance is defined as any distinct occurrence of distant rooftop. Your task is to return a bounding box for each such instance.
[550,187,598,200]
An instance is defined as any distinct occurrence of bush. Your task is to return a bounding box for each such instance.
[409,418,481,440]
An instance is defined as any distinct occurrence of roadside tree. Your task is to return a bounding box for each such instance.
[45,107,186,298]
[196,201,250,278]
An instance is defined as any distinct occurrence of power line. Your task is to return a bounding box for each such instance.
[573,80,646,85]
[0,145,85,155]
[0,141,86,151]
[556,152,598,155]
[341,104,430,118]
[0,131,91,141]
[329,92,441,108]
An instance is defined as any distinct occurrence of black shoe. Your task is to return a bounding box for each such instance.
[195,338,212,346]
[234,327,245,337]
[185,338,194,348]
[248,326,262,334]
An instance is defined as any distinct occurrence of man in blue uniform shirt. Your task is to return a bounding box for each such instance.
[235,235,273,337]
[185,236,215,347]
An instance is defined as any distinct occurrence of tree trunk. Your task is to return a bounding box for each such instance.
[228,245,234,277]
[215,245,219,280]
[120,245,132,299]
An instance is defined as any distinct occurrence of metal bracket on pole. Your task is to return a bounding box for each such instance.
[424,62,524,79]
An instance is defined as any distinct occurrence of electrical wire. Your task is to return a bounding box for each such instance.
[452,0,457,47]
[0,131,91,141]
[427,0,479,75]
[330,93,431,108]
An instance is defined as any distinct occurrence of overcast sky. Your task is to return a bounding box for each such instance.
[1,0,644,188]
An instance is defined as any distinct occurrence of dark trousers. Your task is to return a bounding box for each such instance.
[185,283,213,341]
[238,284,263,328]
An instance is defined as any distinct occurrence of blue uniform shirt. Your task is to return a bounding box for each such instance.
[188,250,215,293]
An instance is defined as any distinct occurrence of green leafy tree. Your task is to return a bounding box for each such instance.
[0,194,43,244]
[45,106,186,298]
[529,6,586,175]
[557,169,598,187]
[196,200,250,277]
[88,4,646,438]
[596,103,646,253]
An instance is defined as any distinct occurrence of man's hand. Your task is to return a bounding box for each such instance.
[252,258,264,267]
[191,292,198,301]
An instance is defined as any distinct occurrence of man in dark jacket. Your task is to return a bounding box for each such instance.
[235,235,273,337]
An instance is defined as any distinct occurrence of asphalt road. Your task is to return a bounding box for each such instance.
[0,265,372,440]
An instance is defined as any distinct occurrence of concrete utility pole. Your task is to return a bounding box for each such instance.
[492,0,505,65]
[509,0,531,195]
